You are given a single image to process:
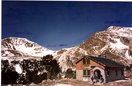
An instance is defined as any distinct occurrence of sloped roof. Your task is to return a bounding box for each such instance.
[91,56,124,67]
[76,56,124,67]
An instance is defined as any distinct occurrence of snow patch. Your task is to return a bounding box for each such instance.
[110,38,128,50]
[37,69,47,75]
[29,83,37,86]
[107,26,132,37]
[114,79,128,82]
[125,50,132,59]
[54,84,72,86]
[14,64,22,74]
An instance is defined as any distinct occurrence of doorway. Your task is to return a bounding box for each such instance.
[94,69,101,79]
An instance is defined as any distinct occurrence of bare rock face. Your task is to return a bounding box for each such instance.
[80,26,132,65]
[55,26,132,70]
[1,26,132,72]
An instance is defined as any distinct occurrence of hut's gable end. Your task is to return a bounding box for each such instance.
[76,59,84,70]
[76,58,105,70]
[76,58,90,70]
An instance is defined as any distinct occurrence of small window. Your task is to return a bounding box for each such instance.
[83,58,90,64]
[107,70,110,76]
[91,66,95,69]
[83,69,90,77]
[115,70,118,76]
[121,70,124,75]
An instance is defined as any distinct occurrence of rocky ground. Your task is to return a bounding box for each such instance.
[8,78,132,86]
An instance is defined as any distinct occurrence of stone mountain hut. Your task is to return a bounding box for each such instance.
[75,56,124,83]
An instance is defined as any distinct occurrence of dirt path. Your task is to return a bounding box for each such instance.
[12,78,132,86]
[39,79,132,86]
[40,79,93,86]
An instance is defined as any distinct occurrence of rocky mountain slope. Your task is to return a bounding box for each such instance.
[1,26,132,71]
[54,26,132,71]
[54,46,88,71]
[1,37,54,57]
[80,26,132,65]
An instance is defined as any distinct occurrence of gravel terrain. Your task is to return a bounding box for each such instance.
[9,78,132,86]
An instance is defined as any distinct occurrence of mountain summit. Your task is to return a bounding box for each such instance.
[2,37,54,57]
[80,26,132,61]
[1,26,132,71]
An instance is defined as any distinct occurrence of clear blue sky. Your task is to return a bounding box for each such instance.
[2,1,132,50]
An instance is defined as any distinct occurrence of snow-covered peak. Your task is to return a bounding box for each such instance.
[2,26,132,71]
[107,26,132,37]
[2,37,35,46]
[2,37,54,57]
[108,26,132,30]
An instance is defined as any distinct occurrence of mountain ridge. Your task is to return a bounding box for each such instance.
[2,37,54,57]
[2,26,132,71]
[54,26,132,71]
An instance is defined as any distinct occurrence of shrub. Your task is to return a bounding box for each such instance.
[65,68,74,78]
[1,55,61,84]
